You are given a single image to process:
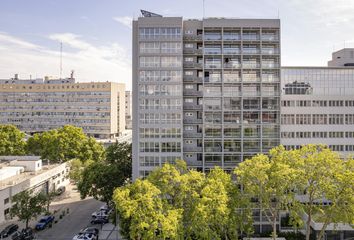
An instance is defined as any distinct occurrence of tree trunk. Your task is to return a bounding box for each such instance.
[26,218,29,228]
[306,214,311,240]
[272,216,277,240]
[317,222,329,240]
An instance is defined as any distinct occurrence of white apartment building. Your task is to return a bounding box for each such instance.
[0,156,70,224]
[0,75,126,139]
[132,12,281,180]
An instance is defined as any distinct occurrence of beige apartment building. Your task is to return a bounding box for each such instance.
[0,75,125,139]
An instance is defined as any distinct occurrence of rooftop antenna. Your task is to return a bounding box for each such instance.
[203,0,205,19]
[277,9,280,18]
[60,42,63,79]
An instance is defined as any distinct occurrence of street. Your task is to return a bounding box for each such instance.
[0,184,122,240]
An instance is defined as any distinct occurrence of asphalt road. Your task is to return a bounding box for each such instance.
[36,198,102,240]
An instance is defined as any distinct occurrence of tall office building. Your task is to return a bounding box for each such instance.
[132,11,281,179]
[281,64,354,156]
[0,75,126,139]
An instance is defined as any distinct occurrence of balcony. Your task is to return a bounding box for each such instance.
[261,35,279,41]
[243,63,261,69]
[183,35,203,41]
[223,49,240,55]
[224,63,241,69]
[183,76,203,83]
[243,49,260,55]
[183,90,203,97]
[183,118,203,124]
[262,75,280,83]
[183,132,203,138]
[242,35,260,41]
[204,64,221,69]
[183,48,203,55]
[262,63,280,69]
[184,62,203,69]
[183,146,203,152]
[183,103,203,110]
[262,49,280,55]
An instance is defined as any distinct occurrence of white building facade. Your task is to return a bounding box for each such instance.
[0,156,70,224]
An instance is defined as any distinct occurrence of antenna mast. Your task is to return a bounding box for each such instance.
[60,42,63,79]
[203,0,205,19]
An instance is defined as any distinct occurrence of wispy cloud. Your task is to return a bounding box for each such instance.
[0,32,131,89]
[113,16,133,29]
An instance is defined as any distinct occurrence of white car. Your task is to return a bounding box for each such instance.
[91,210,109,218]
[72,233,96,240]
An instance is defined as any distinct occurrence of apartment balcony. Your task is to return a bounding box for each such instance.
[183,89,203,97]
[183,118,203,124]
[183,76,203,83]
[223,49,241,55]
[242,49,261,55]
[183,35,203,41]
[204,64,222,69]
[262,75,280,82]
[183,132,203,138]
[261,49,280,55]
[205,147,223,152]
[183,146,203,152]
[223,63,241,69]
[242,63,261,69]
[204,50,222,55]
[183,48,203,55]
[242,35,260,41]
[262,63,280,69]
[183,103,203,110]
[184,62,203,69]
[261,35,279,42]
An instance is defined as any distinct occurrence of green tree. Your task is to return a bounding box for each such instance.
[0,124,26,155]
[114,162,252,240]
[113,179,182,240]
[10,190,46,228]
[105,141,132,180]
[76,141,132,204]
[27,125,104,162]
[77,161,127,204]
[290,145,354,240]
[235,146,298,240]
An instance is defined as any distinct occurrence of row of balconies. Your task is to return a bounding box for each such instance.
[184,62,280,69]
[183,34,279,42]
[183,48,280,55]
[184,76,280,83]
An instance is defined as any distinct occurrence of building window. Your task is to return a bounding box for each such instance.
[4,198,9,205]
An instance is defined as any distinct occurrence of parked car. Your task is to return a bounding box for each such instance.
[91,209,110,218]
[11,228,34,240]
[72,233,96,240]
[56,186,66,196]
[90,216,108,225]
[0,224,19,238]
[79,227,99,235]
[99,204,111,211]
[35,215,55,230]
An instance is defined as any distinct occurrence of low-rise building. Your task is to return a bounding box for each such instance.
[0,74,126,139]
[125,91,132,129]
[0,156,70,224]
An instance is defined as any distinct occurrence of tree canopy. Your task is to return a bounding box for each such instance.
[0,124,26,155]
[10,190,46,228]
[26,125,104,162]
[77,142,132,204]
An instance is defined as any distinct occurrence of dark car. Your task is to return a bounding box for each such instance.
[90,217,108,225]
[56,186,66,196]
[11,228,34,240]
[0,224,19,238]
[35,215,55,230]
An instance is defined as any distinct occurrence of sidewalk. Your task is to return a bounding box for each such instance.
[99,223,123,240]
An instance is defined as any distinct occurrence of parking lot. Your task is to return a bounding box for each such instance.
[0,184,122,240]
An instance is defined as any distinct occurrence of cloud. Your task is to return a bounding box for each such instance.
[0,32,132,90]
[113,16,133,29]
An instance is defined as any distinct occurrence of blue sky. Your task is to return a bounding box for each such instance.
[1,0,354,90]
